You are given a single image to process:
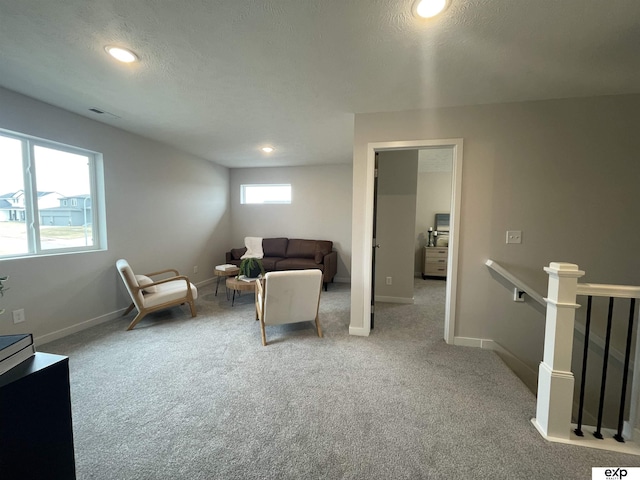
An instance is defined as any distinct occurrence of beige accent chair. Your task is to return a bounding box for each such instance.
[116,259,198,331]
[255,269,323,346]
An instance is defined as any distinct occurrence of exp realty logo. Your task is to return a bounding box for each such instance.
[593,468,640,480]
[604,468,627,479]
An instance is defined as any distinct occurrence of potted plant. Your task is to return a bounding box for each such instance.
[0,276,8,315]
[238,257,265,279]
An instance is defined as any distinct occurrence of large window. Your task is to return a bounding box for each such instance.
[240,184,291,204]
[0,129,106,258]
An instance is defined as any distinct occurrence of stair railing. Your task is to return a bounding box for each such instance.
[573,283,639,442]
[533,262,640,447]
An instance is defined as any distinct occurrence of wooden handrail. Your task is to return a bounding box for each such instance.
[485,260,633,367]
[485,259,545,306]
[577,283,640,299]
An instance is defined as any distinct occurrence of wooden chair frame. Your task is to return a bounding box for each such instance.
[255,274,323,346]
[118,263,197,331]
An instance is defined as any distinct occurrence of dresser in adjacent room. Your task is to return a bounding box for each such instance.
[422,246,448,279]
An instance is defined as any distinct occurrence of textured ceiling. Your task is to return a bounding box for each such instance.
[0,0,639,168]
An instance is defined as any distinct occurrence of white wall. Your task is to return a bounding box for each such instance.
[0,88,230,343]
[229,165,352,282]
[375,150,418,301]
[351,94,640,378]
[415,171,452,274]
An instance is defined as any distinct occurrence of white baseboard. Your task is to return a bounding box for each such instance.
[349,325,370,336]
[195,277,216,288]
[36,307,127,346]
[374,296,414,304]
[35,274,343,346]
[453,336,490,348]
[36,277,211,347]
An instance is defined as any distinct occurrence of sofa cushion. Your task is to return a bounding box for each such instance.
[275,258,324,272]
[263,237,288,258]
[261,257,284,271]
[143,280,198,308]
[286,239,316,259]
[231,247,247,260]
[314,240,333,264]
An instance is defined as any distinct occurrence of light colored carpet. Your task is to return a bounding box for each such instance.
[42,278,640,479]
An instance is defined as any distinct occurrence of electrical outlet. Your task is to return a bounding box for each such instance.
[506,230,522,244]
[193,266,198,274]
[386,276,392,285]
[13,308,25,324]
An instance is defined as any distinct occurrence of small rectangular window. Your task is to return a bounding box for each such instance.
[0,129,106,259]
[241,184,291,204]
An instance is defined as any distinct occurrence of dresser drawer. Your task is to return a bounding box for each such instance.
[424,264,447,276]
[426,248,448,259]
[425,257,447,265]
[423,247,448,278]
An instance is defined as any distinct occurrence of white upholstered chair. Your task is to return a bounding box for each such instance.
[255,269,323,346]
[116,259,198,331]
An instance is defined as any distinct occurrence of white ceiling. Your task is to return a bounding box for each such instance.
[1,1,639,168]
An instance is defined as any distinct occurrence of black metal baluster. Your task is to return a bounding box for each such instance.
[574,295,593,437]
[613,298,636,443]
[594,297,615,439]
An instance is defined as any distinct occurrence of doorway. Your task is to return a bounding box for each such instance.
[349,138,463,344]
[373,146,454,330]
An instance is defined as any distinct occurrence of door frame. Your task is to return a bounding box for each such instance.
[359,138,463,344]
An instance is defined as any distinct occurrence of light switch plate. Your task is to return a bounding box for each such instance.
[506,230,522,244]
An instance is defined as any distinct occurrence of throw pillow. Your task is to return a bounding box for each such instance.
[135,274,158,293]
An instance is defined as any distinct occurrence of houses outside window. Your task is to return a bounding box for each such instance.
[0,129,106,258]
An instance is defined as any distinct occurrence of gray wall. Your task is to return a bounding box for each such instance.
[229,165,352,282]
[375,150,418,301]
[352,94,640,379]
[0,88,230,343]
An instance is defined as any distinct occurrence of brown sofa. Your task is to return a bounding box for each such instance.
[225,237,337,290]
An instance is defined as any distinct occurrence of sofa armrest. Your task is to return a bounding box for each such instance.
[322,250,338,284]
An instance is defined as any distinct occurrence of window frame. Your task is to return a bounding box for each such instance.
[240,184,292,205]
[0,128,106,259]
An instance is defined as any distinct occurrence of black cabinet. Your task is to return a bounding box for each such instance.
[0,352,76,479]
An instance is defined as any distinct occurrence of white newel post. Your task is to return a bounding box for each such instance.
[533,262,585,440]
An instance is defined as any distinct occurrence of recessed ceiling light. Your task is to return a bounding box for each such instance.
[413,0,450,18]
[261,146,274,153]
[105,46,139,63]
